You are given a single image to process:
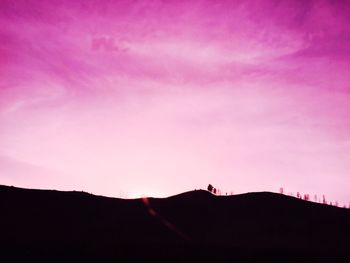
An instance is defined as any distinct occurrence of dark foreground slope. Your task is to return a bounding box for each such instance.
[1,185,350,262]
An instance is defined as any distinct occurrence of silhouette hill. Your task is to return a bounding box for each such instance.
[1,185,349,262]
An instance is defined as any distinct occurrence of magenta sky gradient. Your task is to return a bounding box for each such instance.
[1,0,350,204]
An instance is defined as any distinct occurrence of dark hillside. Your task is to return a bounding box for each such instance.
[1,185,349,262]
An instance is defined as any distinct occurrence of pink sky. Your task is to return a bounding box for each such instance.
[1,0,350,204]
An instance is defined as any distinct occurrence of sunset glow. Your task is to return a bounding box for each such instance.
[1,0,349,204]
